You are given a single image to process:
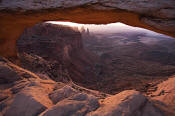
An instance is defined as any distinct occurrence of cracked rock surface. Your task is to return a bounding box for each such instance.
[0,58,167,116]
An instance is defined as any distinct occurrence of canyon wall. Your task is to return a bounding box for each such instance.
[17,23,98,85]
[1,55,175,116]
[0,0,175,58]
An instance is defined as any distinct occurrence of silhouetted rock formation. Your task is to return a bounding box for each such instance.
[17,23,98,85]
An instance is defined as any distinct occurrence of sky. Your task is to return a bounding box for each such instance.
[47,21,172,38]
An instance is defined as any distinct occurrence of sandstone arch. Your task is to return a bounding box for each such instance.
[0,0,175,58]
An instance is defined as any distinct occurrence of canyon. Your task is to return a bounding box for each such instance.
[0,0,175,116]
[0,23,175,116]
[82,27,175,94]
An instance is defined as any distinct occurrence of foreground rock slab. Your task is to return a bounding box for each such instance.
[0,57,174,116]
[41,93,99,116]
[49,85,78,104]
[87,90,162,116]
[151,77,175,115]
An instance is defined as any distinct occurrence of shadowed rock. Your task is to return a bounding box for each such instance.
[17,23,98,85]
[40,93,99,116]
[5,92,47,116]
[0,62,21,84]
[49,85,78,104]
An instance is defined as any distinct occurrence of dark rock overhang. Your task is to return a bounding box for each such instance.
[0,0,175,58]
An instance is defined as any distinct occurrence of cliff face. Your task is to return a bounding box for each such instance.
[17,23,98,85]
[17,23,83,62]
[0,0,175,58]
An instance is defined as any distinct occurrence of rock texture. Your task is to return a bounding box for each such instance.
[0,0,97,10]
[41,93,99,116]
[0,61,22,84]
[0,0,175,57]
[0,0,175,19]
[49,85,78,104]
[88,90,162,116]
[0,57,169,116]
[0,57,54,116]
[0,58,100,116]
[17,23,98,86]
[150,76,175,115]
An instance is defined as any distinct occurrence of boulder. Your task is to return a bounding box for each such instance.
[150,76,175,115]
[0,62,21,84]
[40,93,99,116]
[5,79,55,116]
[87,90,162,116]
[151,77,175,106]
[49,85,78,104]
[5,92,47,116]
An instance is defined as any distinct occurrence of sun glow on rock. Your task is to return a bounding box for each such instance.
[48,21,82,27]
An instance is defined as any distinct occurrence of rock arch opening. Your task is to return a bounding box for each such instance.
[0,5,175,58]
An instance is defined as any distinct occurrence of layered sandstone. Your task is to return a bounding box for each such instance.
[0,0,175,57]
